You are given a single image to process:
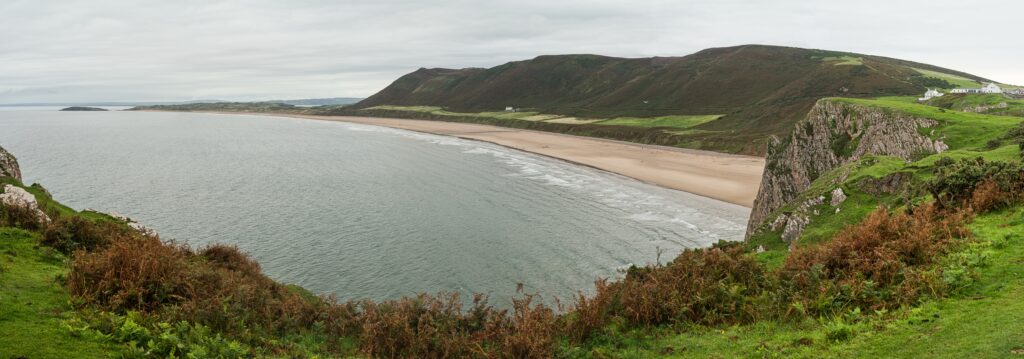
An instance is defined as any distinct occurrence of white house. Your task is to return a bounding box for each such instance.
[951,82,1003,94]
[981,83,1003,94]
[504,106,516,112]
[919,88,944,101]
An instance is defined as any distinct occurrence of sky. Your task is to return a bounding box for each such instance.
[1,0,1022,104]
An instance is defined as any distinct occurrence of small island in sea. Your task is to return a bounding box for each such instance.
[60,106,108,111]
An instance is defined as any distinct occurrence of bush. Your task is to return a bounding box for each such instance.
[68,234,339,353]
[566,243,771,341]
[0,202,44,231]
[42,216,127,253]
[68,235,191,311]
[781,203,969,314]
[199,244,262,277]
[927,157,1023,209]
[357,292,557,358]
[67,312,249,358]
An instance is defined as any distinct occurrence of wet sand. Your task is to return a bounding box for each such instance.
[269,114,766,207]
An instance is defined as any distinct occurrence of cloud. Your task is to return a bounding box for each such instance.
[1,0,1021,103]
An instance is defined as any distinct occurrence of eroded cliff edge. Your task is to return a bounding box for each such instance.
[745,99,948,239]
[0,145,21,181]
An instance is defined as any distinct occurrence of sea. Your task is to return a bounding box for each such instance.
[0,107,749,306]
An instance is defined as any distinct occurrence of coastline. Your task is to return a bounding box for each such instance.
[150,111,766,207]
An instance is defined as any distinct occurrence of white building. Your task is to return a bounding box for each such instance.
[950,82,1004,94]
[504,106,516,112]
[919,88,944,101]
[981,83,1003,94]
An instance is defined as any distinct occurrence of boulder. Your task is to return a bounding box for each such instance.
[0,184,50,224]
[830,188,847,206]
[109,212,158,236]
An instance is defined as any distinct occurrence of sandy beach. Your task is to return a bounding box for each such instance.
[261,114,766,207]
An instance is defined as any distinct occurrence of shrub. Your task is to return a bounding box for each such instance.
[69,234,333,353]
[356,292,556,358]
[927,157,1023,209]
[0,201,43,231]
[781,203,969,314]
[566,243,771,342]
[199,244,262,277]
[68,235,191,311]
[43,216,127,253]
[67,312,249,358]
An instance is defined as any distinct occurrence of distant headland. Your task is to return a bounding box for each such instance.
[60,106,108,111]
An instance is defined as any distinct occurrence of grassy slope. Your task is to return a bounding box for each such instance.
[913,68,982,89]
[570,208,1024,358]
[0,227,120,358]
[0,183,344,358]
[927,93,1024,117]
[565,97,1024,357]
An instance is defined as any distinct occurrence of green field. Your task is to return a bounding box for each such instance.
[594,115,723,130]
[821,55,863,66]
[0,228,120,358]
[913,68,981,89]
[363,105,724,130]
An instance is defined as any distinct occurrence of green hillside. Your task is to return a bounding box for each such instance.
[352,45,994,155]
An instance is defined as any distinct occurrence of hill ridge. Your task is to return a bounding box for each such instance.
[355,45,994,154]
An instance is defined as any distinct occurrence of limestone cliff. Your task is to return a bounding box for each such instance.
[746,99,947,238]
[0,145,21,181]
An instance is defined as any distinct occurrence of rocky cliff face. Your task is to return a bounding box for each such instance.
[746,99,947,238]
[0,145,21,181]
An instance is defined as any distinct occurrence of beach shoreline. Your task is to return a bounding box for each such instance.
[153,111,766,207]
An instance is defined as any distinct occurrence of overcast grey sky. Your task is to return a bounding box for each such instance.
[1,0,1021,103]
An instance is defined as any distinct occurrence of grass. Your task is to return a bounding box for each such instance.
[364,105,603,123]
[0,228,120,358]
[594,115,723,130]
[821,56,863,66]
[567,208,1024,358]
[833,97,1023,150]
[363,105,722,129]
[913,68,981,89]
[928,93,1024,117]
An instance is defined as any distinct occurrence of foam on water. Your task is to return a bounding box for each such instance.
[334,122,747,247]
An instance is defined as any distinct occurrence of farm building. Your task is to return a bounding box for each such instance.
[918,88,944,101]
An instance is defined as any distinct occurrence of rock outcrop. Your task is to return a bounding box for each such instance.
[109,212,158,237]
[746,99,947,239]
[1,184,50,224]
[0,145,21,181]
[830,188,847,207]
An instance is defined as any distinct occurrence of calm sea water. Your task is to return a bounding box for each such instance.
[0,110,749,305]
